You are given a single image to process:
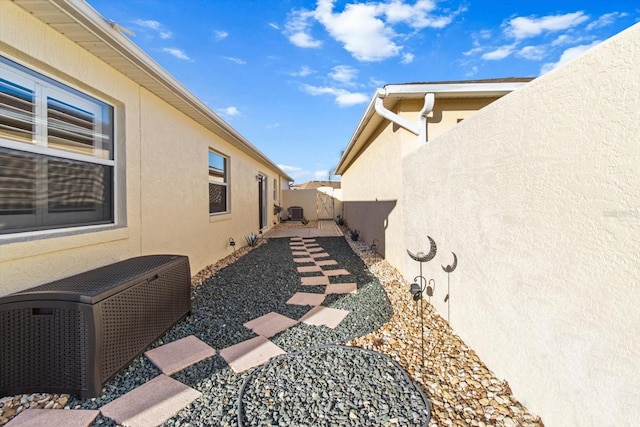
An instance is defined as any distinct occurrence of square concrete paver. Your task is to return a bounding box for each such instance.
[299,306,350,329]
[323,269,351,277]
[219,336,286,373]
[286,292,326,306]
[100,375,201,427]
[6,409,100,427]
[293,257,314,263]
[310,252,330,259]
[244,312,298,338]
[297,265,322,273]
[315,259,338,267]
[301,275,330,286]
[325,283,358,294]
[144,335,215,375]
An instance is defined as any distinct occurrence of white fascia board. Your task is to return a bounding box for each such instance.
[383,82,530,98]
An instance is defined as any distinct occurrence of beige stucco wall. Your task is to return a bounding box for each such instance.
[0,2,284,295]
[401,23,640,426]
[282,189,318,221]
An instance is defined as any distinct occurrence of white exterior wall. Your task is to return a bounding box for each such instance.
[0,2,284,294]
[402,23,640,426]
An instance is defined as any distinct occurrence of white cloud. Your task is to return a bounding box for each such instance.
[268,23,280,30]
[284,0,460,62]
[278,164,311,180]
[482,44,515,60]
[214,30,228,41]
[329,65,358,84]
[135,19,161,30]
[314,169,330,180]
[220,106,240,116]
[223,56,247,65]
[586,12,627,31]
[289,65,315,77]
[315,0,401,62]
[401,52,415,64]
[162,48,190,60]
[517,45,546,60]
[284,9,323,48]
[160,31,172,39]
[302,84,368,107]
[465,65,478,77]
[505,12,589,39]
[540,40,601,74]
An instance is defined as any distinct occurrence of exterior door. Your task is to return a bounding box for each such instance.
[258,174,267,230]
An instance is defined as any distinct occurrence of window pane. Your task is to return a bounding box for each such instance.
[0,78,34,142]
[47,97,96,157]
[0,149,35,214]
[208,151,226,182]
[0,147,113,234]
[209,182,227,214]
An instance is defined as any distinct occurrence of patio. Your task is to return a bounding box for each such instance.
[1,223,542,426]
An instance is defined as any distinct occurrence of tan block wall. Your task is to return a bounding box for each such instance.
[401,23,640,426]
[0,2,283,294]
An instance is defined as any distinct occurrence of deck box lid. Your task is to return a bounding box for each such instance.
[0,255,188,305]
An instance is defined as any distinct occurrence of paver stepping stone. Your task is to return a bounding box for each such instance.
[310,252,330,259]
[307,247,324,253]
[297,265,322,273]
[299,306,350,329]
[302,238,316,243]
[219,336,286,373]
[291,251,308,256]
[6,409,100,427]
[301,275,330,286]
[323,269,351,277]
[290,237,303,241]
[315,259,338,266]
[286,292,326,306]
[325,283,358,294]
[293,257,314,263]
[100,375,201,427]
[304,243,320,247]
[144,335,215,375]
[244,312,298,338]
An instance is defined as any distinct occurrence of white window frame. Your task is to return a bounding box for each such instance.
[208,149,229,215]
[0,56,115,236]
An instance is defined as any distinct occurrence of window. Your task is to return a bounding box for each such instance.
[0,56,114,235]
[208,150,228,214]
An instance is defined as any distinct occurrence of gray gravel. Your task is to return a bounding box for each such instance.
[240,345,430,426]
[65,236,416,426]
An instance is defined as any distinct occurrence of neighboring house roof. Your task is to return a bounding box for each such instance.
[291,181,341,190]
[11,0,293,182]
[335,78,534,175]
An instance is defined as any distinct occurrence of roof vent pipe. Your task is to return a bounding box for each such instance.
[374,89,435,142]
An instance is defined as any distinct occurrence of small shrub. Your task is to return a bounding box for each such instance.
[245,232,258,247]
[336,215,345,226]
[350,229,359,241]
[301,216,309,225]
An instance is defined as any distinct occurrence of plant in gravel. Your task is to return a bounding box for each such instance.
[301,216,309,225]
[245,232,259,247]
[336,215,346,226]
[350,229,360,241]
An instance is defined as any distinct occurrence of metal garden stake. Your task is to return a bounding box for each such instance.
[442,252,458,323]
[407,236,437,367]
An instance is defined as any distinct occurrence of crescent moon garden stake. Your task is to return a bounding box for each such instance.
[442,252,458,323]
[407,236,437,367]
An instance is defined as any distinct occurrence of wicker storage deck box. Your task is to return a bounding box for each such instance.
[0,255,191,398]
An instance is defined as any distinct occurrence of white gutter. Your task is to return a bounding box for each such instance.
[374,89,435,142]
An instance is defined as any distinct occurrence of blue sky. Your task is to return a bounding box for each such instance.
[86,0,638,183]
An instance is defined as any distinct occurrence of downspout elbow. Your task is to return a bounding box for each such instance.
[374,89,420,135]
[418,93,435,142]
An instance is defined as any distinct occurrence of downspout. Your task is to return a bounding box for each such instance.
[374,89,435,142]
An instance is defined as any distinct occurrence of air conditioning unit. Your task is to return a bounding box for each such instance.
[288,206,303,221]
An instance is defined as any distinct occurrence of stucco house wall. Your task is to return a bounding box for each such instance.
[401,23,640,426]
[0,1,289,295]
